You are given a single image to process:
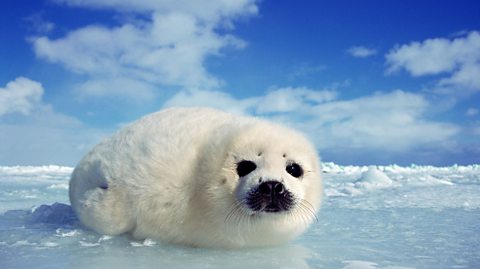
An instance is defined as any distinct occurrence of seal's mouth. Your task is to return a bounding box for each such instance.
[263,203,284,213]
[246,181,294,213]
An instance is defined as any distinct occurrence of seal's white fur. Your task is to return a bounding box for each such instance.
[69,107,322,248]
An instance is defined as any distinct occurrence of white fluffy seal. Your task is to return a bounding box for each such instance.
[69,107,322,248]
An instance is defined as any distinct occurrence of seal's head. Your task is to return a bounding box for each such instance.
[228,122,321,217]
[196,120,322,247]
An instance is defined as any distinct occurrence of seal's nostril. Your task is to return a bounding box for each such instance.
[258,181,285,196]
[258,181,272,195]
[274,182,284,194]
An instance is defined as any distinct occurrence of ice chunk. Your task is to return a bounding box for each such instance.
[55,228,79,237]
[79,241,101,247]
[130,238,157,247]
[354,166,394,189]
[342,260,415,269]
[30,203,78,227]
[342,260,378,269]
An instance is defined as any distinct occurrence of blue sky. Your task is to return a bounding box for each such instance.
[1,0,479,166]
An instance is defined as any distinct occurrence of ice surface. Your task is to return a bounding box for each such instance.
[1,163,479,269]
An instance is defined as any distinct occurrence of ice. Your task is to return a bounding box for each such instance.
[342,260,415,269]
[356,166,393,188]
[130,238,157,247]
[1,164,479,268]
[31,203,77,225]
[0,165,72,213]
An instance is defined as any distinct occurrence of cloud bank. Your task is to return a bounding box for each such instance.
[164,87,459,158]
[32,0,258,99]
[386,31,480,93]
[0,77,43,116]
[53,0,258,23]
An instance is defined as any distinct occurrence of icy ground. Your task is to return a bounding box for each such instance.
[0,163,479,269]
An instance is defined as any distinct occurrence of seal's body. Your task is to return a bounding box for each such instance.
[69,107,322,248]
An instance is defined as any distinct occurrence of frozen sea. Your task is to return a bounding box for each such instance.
[0,163,479,269]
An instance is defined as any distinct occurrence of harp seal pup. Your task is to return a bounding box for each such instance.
[69,107,322,248]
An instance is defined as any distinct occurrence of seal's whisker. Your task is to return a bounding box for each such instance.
[293,204,308,225]
[299,199,318,222]
[225,199,245,224]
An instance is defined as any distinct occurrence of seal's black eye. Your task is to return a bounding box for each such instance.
[237,160,257,177]
[286,163,303,178]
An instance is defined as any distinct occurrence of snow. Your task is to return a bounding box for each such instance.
[1,163,479,268]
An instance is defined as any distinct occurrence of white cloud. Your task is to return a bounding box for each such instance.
[466,108,478,117]
[254,87,337,114]
[385,31,480,92]
[0,77,109,165]
[439,62,480,89]
[32,0,258,99]
[0,77,43,116]
[164,89,257,115]
[74,77,156,101]
[347,46,377,58]
[162,87,459,153]
[164,86,338,115]
[53,0,258,24]
[308,91,458,151]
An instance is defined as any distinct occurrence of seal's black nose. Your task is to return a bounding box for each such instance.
[247,180,293,212]
[258,181,285,197]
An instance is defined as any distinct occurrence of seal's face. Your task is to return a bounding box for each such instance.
[236,159,303,213]
[221,123,322,225]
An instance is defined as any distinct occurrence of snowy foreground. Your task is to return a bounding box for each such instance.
[0,163,479,269]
